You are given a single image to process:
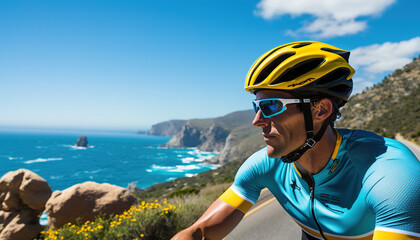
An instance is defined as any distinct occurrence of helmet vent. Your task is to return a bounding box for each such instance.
[271,58,325,85]
[247,43,295,87]
[321,48,350,62]
[292,42,312,48]
[316,67,351,85]
[254,53,295,85]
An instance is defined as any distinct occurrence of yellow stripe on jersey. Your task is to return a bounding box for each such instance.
[331,130,342,160]
[373,230,420,240]
[219,188,253,214]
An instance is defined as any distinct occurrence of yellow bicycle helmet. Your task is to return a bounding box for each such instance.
[245,41,355,107]
[246,41,355,163]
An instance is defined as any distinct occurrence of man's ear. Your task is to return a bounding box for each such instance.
[312,98,333,123]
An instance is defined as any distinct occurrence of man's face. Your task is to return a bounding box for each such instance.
[252,90,307,158]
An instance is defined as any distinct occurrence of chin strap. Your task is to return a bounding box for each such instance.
[281,99,330,163]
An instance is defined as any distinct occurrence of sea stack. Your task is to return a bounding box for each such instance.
[74,136,88,147]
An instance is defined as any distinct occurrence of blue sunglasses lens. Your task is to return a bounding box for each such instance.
[253,99,285,117]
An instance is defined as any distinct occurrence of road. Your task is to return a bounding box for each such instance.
[225,138,420,240]
[396,135,420,159]
[225,189,301,240]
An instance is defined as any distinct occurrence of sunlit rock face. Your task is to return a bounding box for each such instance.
[0,169,52,240]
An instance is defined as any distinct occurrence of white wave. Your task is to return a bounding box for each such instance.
[83,169,101,174]
[146,169,152,172]
[181,157,195,163]
[66,144,94,150]
[151,164,173,169]
[50,175,63,180]
[185,173,198,177]
[168,165,200,172]
[166,177,176,181]
[150,164,200,173]
[8,157,23,160]
[25,158,63,164]
[187,150,197,155]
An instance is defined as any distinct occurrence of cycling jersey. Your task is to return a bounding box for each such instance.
[220,129,420,240]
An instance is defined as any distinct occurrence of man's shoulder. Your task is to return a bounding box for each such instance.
[336,128,419,175]
[337,128,413,158]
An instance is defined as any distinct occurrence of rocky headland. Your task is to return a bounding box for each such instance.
[148,110,265,164]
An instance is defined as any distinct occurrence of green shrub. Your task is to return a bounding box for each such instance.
[169,187,199,198]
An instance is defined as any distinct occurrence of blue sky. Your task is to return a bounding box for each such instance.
[1,0,419,131]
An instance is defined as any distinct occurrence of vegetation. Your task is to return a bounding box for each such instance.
[37,183,230,240]
[38,199,178,240]
[135,159,244,200]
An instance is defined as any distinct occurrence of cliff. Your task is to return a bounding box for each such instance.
[153,110,265,164]
[147,120,187,136]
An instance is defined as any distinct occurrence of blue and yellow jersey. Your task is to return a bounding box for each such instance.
[220,129,420,240]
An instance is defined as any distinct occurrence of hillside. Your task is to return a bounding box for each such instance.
[337,56,420,143]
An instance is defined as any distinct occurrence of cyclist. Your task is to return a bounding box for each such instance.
[171,41,420,240]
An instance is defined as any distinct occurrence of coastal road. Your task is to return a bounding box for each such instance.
[396,135,420,159]
[225,189,301,240]
[225,138,420,240]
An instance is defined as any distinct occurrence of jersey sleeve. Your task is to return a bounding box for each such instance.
[219,148,269,213]
[363,139,420,239]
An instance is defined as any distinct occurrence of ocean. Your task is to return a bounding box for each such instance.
[0,128,219,192]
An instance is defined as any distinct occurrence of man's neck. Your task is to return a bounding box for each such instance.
[295,126,337,176]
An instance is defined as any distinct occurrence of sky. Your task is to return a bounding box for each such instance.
[1,0,419,131]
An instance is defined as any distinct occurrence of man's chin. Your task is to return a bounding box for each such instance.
[266,146,283,158]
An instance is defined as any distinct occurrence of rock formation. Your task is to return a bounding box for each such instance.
[0,169,52,240]
[45,181,138,228]
[74,136,88,147]
[155,110,263,163]
[148,120,187,136]
[163,123,229,152]
[127,182,141,193]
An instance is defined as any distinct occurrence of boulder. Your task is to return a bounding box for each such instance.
[45,182,138,228]
[74,136,88,147]
[0,169,51,240]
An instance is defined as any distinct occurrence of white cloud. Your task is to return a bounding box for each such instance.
[255,0,395,38]
[350,37,420,93]
[350,37,420,73]
[352,77,374,94]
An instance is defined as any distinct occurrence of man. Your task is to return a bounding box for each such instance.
[172,41,420,240]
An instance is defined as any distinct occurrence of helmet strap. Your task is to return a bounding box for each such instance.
[281,99,329,163]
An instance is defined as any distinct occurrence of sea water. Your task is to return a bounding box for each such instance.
[0,129,219,191]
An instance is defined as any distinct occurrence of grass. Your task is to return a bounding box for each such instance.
[37,183,231,240]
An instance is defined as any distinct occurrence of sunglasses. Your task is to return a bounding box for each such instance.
[252,98,302,118]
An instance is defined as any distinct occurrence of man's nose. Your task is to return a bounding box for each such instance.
[252,110,269,127]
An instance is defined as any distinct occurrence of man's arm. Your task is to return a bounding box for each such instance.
[171,198,245,240]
